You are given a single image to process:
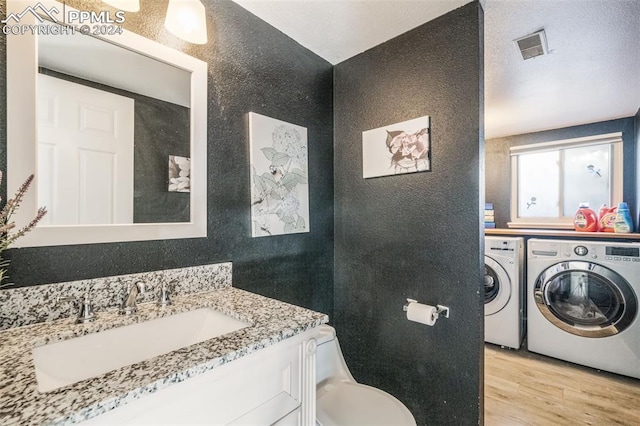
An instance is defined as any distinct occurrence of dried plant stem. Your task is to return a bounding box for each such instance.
[0,173,47,285]
[2,207,47,250]
[0,174,34,225]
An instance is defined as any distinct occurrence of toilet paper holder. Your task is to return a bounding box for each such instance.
[403,298,450,319]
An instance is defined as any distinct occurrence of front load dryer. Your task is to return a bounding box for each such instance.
[484,236,525,349]
[527,239,640,379]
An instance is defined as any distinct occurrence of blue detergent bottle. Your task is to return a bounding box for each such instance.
[613,202,634,233]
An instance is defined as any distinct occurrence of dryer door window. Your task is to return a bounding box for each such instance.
[484,256,512,315]
[485,265,500,304]
[534,261,638,338]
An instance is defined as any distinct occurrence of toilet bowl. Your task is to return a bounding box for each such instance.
[315,325,416,426]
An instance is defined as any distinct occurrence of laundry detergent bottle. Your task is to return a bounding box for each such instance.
[598,204,617,232]
[614,202,634,233]
[573,202,598,232]
[597,204,609,231]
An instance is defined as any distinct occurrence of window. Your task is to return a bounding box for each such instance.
[509,133,623,229]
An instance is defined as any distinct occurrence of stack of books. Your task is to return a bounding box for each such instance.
[485,203,495,228]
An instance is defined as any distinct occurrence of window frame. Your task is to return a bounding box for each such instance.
[508,132,623,229]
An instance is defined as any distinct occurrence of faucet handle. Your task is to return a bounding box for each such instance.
[120,281,145,315]
[157,281,172,308]
[58,293,97,324]
[126,281,146,294]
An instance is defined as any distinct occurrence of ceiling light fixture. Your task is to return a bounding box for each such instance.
[101,0,140,12]
[514,29,548,60]
[164,0,208,45]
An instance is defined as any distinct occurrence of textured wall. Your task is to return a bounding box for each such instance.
[333,2,484,425]
[486,118,637,229]
[132,93,190,224]
[1,0,335,318]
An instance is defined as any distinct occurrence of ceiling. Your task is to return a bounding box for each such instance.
[231,0,640,139]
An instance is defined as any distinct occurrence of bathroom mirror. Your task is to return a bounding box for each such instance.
[6,0,207,247]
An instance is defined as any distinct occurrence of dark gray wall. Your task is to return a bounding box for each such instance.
[38,67,191,223]
[132,93,190,224]
[1,0,335,318]
[486,118,637,229]
[333,2,484,425]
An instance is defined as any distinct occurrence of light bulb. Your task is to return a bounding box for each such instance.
[165,0,208,45]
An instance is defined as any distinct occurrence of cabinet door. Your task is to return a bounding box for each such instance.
[228,393,299,425]
[273,407,301,426]
[84,331,317,425]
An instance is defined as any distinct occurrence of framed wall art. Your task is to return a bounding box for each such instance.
[168,155,190,192]
[362,115,431,179]
[249,112,309,237]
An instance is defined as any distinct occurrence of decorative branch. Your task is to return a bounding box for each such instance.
[2,207,47,250]
[0,173,35,225]
[0,172,47,286]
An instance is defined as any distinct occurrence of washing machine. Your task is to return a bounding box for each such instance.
[484,236,525,349]
[527,239,640,378]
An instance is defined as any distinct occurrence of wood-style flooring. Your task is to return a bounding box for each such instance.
[484,343,640,425]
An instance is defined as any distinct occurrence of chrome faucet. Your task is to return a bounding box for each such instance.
[58,292,97,324]
[120,281,145,315]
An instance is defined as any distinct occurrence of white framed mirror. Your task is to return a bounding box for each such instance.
[6,0,208,247]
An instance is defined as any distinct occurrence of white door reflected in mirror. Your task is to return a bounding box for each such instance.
[38,74,135,225]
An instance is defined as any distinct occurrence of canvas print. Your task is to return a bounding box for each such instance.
[249,112,309,237]
[362,115,431,178]
[168,155,190,192]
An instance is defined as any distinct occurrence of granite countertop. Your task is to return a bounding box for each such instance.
[0,287,328,425]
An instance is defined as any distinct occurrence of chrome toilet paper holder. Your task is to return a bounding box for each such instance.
[403,298,450,319]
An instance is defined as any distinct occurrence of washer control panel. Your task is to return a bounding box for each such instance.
[605,245,640,262]
[528,239,640,264]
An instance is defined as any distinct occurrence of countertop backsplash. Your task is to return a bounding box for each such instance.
[0,262,232,330]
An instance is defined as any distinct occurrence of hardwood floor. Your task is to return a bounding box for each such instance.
[484,343,640,425]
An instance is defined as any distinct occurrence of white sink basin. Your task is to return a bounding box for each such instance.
[32,308,250,392]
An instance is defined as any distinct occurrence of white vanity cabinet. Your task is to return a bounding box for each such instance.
[84,329,318,425]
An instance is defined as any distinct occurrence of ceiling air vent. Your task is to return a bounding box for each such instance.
[514,30,547,60]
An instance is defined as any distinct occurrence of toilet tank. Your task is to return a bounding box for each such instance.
[315,325,355,385]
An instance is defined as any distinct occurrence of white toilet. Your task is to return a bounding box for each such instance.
[315,325,416,426]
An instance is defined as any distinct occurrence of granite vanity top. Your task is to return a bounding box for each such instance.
[0,287,328,425]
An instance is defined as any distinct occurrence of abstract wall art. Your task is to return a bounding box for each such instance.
[362,115,431,179]
[249,112,309,237]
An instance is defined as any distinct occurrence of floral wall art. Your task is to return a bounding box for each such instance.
[362,115,431,179]
[249,112,309,237]
[168,155,190,192]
